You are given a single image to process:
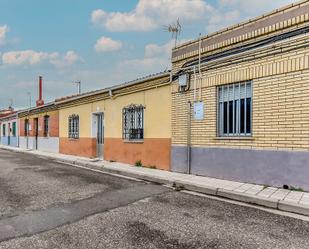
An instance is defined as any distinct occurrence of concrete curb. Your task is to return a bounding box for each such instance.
[174,180,218,196]
[278,200,309,216]
[2,146,309,217]
[217,189,279,209]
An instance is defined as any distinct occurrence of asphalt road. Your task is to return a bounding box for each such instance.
[0,149,309,249]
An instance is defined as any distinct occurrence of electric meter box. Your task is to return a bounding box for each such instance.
[178,74,188,87]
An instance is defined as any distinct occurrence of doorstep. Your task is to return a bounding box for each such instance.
[1,145,309,217]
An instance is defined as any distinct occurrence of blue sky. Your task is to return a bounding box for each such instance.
[0,0,295,109]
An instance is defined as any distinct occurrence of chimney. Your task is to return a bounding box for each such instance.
[36,76,44,107]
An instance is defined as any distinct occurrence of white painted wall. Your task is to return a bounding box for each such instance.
[19,136,34,150]
[38,137,59,153]
[19,136,59,153]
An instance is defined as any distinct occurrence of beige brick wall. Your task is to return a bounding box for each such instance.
[172,1,309,62]
[172,35,309,152]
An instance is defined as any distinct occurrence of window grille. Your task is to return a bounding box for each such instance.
[122,105,144,140]
[218,81,252,137]
[68,114,79,139]
[43,115,49,137]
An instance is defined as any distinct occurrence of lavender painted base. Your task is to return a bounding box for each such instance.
[1,136,18,147]
[172,146,309,191]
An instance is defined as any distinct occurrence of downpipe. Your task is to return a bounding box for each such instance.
[187,101,192,174]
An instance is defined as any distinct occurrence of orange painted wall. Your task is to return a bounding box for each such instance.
[60,137,96,158]
[104,138,171,171]
[19,111,59,137]
[19,119,26,137]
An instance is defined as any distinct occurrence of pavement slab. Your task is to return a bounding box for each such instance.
[270,189,291,200]
[257,187,278,198]
[284,191,304,203]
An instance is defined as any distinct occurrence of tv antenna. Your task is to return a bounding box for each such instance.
[164,18,182,48]
[74,81,81,94]
[9,99,13,108]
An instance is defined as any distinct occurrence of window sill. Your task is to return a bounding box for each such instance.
[68,138,80,141]
[123,140,144,144]
[214,136,254,141]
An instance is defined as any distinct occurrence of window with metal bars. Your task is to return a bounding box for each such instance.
[68,115,79,139]
[43,115,49,137]
[122,105,144,141]
[218,81,252,137]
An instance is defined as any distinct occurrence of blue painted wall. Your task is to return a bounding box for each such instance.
[1,136,18,147]
[172,146,309,191]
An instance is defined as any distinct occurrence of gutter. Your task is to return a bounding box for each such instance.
[56,71,171,105]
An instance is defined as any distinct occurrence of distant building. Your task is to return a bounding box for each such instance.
[18,77,60,153]
[0,112,18,147]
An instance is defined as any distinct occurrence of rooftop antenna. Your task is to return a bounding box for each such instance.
[74,81,81,94]
[27,92,32,109]
[164,18,182,48]
[9,98,13,108]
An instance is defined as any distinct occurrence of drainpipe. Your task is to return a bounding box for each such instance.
[187,101,192,174]
[16,113,19,148]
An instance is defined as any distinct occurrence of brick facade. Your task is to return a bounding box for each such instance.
[170,1,309,190]
[172,41,309,151]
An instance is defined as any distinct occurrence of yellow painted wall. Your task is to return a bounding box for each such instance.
[59,84,171,139]
[59,103,92,138]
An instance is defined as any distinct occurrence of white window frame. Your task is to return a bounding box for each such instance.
[217,81,252,137]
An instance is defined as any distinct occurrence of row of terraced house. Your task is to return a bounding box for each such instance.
[2,0,309,190]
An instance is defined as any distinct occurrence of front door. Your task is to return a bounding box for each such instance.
[34,118,38,150]
[8,123,11,146]
[96,113,104,159]
[25,119,29,149]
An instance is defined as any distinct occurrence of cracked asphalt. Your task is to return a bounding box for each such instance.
[0,149,309,249]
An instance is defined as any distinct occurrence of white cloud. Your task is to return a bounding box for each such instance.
[2,50,57,66]
[51,50,83,68]
[91,0,213,32]
[218,0,294,14]
[207,0,296,32]
[94,37,123,53]
[145,40,175,58]
[120,57,168,73]
[119,40,177,75]
[0,25,9,46]
[91,9,107,24]
[206,9,240,33]
[2,50,82,67]
[64,51,81,64]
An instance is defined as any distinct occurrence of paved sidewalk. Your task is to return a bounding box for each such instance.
[1,145,309,216]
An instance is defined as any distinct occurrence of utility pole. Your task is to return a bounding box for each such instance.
[75,81,81,94]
